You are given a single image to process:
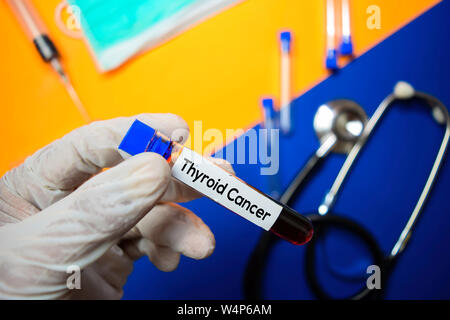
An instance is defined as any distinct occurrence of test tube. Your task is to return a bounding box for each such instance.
[119,120,314,246]
[261,98,276,136]
[261,98,282,200]
[340,0,353,55]
[326,0,338,70]
[279,31,292,135]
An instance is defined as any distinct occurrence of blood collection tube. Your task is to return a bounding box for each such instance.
[261,98,282,200]
[339,0,353,55]
[119,120,314,245]
[325,0,338,70]
[279,31,292,135]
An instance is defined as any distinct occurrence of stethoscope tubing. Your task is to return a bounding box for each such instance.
[322,92,450,257]
[243,91,450,300]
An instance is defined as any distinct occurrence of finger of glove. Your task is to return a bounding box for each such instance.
[0,157,232,225]
[66,265,124,300]
[135,203,215,260]
[3,114,189,210]
[0,153,170,276]
[87,245,134,291]
[0,179,40,226]
[160,157,235,203]
[120,238,181,272]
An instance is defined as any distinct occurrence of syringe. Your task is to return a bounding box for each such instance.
[6,0,91,123]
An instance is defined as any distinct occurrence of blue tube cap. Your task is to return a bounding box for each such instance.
[261,98,276,119]
[326,49,338,70]
[340,35,353,55]
[119,120,156,156]
[280,31,292,53]
[119,120,173,160]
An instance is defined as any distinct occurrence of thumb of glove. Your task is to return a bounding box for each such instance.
[0,153,170,299]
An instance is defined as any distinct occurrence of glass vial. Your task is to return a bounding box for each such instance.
[119,120,313,245]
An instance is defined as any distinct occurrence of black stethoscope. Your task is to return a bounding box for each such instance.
[244,82,450,300]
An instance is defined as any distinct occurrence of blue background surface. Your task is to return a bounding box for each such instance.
[124,1,450,299]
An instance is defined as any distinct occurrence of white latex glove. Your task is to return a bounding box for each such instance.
[0,114,233,300]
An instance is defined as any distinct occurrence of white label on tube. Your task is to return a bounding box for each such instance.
[172,148,282,231]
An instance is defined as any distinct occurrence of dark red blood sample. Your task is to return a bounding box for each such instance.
[270,206,314,245]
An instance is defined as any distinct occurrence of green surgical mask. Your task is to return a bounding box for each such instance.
[68,0,241,71]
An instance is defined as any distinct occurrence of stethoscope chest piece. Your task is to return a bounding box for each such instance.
[314,99,368,154]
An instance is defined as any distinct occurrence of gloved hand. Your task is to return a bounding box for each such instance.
[0,114,233,300]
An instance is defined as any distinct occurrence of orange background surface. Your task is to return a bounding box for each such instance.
[0,0,440,175]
